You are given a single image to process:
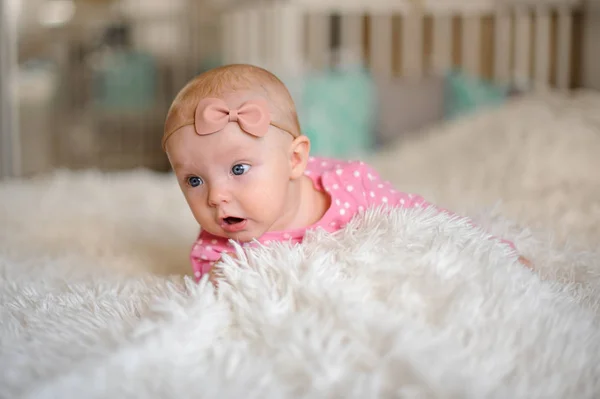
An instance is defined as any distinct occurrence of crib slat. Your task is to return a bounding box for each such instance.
[233,10,248,64]
[340,13,362,65]
[278,3,303,73]
[514,7,531,90]
[556,6,573,90]
[307,13,330,69]
[461,15,481,78]
[432,14,453,74]
[271,5,283,69]
[533,6,551,91]
[369,14,393,77]
[258,5,276,67]
[401,12,424,79]
[493,10,511,85]
[222,12,234,64]
[246,8,261,66]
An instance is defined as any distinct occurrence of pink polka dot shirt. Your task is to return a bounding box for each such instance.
[190,156,516,281]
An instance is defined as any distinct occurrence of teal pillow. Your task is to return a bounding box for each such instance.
[92,50,158,112]
[444,70,509,120]
[284,67,376,158]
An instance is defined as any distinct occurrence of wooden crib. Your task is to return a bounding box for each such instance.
[219,0,583,91]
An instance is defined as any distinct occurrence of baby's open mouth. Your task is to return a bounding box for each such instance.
[223,216,245,225]
[220,216,247,233]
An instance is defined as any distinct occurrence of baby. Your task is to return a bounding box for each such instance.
[162,64,531,283]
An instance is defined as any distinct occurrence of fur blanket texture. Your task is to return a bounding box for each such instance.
[1,91,600,399]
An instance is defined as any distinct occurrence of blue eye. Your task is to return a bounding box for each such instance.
[187,176,203,187]
[231,164,250,176]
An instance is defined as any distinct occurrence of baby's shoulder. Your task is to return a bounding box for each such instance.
[309,157,386,204]
[306,156,377,177]
[314,157,381,184]
[305,156,346,175]
[316,158,426,209]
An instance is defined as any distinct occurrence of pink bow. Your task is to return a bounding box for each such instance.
[194,97,271,137]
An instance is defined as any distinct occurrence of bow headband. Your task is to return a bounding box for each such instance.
[162,97,293,149]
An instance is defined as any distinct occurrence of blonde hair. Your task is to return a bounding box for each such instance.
[162,64,301,150]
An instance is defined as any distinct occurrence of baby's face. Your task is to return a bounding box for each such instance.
[166,120,296,243]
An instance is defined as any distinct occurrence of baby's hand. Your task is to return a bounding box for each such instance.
[518,255,533,269]
[207,262,224,288]
[208,252,238,289]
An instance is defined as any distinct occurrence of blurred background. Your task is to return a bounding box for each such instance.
[1,0,222,176]
[0,0,599,179]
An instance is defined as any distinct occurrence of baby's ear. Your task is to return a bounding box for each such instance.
[288,135,311,180]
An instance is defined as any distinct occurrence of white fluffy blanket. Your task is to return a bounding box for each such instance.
[2,91,600,398]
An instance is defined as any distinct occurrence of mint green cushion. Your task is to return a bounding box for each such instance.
[444,70,509,120]
[284,67,376,158]
[93,50,157,112]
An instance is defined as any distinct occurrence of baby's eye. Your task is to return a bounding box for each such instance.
[231,164,250,176]
[187,176,203,187]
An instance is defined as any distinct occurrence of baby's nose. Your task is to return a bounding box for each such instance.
[207,185,230,206]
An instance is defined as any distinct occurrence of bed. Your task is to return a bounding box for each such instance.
[2,0,600,397]
[1,90,600,398]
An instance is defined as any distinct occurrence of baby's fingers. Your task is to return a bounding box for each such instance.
[518,255,533,269]
[208,263,225,288]
[208,252,238,288]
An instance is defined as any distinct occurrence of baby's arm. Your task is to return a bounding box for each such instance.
[190,231,232,283]
[191,234,241,288]
[402,194,519,253]
[401,194,531,267]
[192,250,236,288]
[206,251,241,289]
[190,254,216,282]
[358,165,532,268]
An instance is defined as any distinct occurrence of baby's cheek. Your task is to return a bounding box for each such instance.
[187,196,213,226]
[192,209,211,228]
[242,176,286,214]
[186,191,203,210]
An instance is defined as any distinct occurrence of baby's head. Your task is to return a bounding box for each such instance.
[163,64,311,242]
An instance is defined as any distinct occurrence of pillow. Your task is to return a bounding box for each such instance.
[284,66,377,158]
[373,76,446,145]
[444,70,510,120]
[92,50,158,112]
